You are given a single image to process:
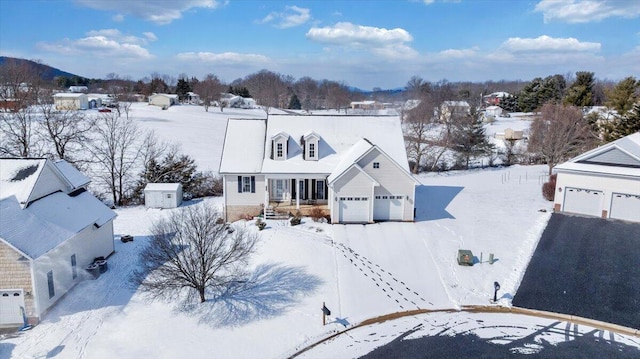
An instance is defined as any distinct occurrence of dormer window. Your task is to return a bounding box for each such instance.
[303,131,320,161]
[271,131,289,161]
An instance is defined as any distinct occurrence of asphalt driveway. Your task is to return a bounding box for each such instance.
[513,213,640,330]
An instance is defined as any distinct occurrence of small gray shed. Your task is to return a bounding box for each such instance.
[144,183,183,208]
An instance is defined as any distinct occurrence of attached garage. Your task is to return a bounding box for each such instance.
[554,133,640,223]
[610,193,640,222]
[339,197,370,223]
[373,195,404,221]
[0,289,25,326]
[562,188,604,217]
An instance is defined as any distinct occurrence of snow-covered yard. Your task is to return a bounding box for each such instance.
[2,104,638,358]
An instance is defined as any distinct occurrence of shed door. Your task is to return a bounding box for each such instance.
[373,195,404,221]
[339,197,370,223]
[563,187,603,217]
[610,193,640,222]
[0,289,25,325]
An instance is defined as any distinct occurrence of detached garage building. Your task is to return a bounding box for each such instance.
[144,183,183,209]
[554,132,640,223]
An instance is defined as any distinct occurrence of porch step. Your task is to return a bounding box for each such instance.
[265,207,290,220]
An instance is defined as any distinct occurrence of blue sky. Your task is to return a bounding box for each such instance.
[1,0,639,90]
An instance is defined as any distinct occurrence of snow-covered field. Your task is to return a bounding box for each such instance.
[1,104,638,358]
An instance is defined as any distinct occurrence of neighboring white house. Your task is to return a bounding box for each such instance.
[553,132,640,223]
[0,158,116,326]
[186,92,201,105]
[148,93,178,108]
[220,94,257,109]
[53,93,88,110]
[219,115,418,223]
[350,101,384,110]
[144,183,183,209]
[68,86,88,93]
[484,105,503,118]
[439,101,470,122]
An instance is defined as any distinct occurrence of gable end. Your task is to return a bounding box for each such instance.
[578,148,640,168]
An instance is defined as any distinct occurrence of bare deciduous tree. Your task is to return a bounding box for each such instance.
[132,203,257,303]
[38,103,96,164]
[528,103,596,175]
[87,103,142,206]
[193,74,225,112]
[0,107,42,157]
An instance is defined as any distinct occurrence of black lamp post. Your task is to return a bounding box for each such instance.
[493,281,501,302]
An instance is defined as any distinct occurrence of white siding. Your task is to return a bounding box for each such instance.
[555,172,640,221]
[224,175,265,206]
[31,221,114,317]
[330,167,375,223]
[357,149,415,221]
[29,165,70,204]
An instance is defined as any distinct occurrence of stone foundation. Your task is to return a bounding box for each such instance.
[225,205,264,222]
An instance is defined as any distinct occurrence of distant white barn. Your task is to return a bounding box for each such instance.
[144,183,183,208]
[53,93,88,110]
[148,93,178,108]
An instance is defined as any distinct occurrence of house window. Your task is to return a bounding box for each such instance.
[373,162,380,169]
[316,180,325,200]
[71,254,77,280]
[276,143,283,158]
[47,270,55,299]
[238,176,256,193]
[309,143,315,158]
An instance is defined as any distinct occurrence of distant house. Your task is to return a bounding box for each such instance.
[484,105,503,118]
[220,94,257,109]
[0,158,116,326]
[439,101,470,122]
[350,101,384,110]
[494,128,524,141]
[68,86,88,93]
[219,115,418,223]
[149,93,178,108]
[553,132,640,223]
[53,93,88,110]
[144,183,183,209]
[483,92,510,106]
[186,92,201,105]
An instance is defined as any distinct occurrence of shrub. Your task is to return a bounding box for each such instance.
[542,174,557,201]
[309,206,325,222]
[255,218,266,230]
[290,216,301,226]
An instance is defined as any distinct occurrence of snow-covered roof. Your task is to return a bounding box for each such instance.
[54,159,90,188]
[555,132,640,178]
[327,138,375,183]
[219,119,266,173]
[0,158,46,205]
[144,183,182,191]
[0,190,116,259]
[442,101,470,107]
[53,93,87,98]
[485,91,510,98]
[150,93,178,99]
[260,115,409,175]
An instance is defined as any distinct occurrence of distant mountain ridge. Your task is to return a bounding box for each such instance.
[0,56,80,81]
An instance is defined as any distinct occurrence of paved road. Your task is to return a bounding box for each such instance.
[513,213,640,330]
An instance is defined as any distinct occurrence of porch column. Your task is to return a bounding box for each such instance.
[264,177,269,217]
[295,178,300,210]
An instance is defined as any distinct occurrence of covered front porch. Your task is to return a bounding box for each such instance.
[264,177,329,218]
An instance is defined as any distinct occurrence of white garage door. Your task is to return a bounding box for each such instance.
[610,193,640,222]
[0,289,25,325]
[339,197,370,223]
[563,187,603,217]
[373,195,404,221]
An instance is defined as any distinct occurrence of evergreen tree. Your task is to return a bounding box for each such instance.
[500,94,520,112]
[564,71,595,107]
[288,93,301,109]
[176,78,191,101]
[605,76,639,115]
[602,103,640,142]
[135,152,202,200]
[451,108,494,169]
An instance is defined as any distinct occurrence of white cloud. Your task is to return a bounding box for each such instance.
[500,35,600,53]
[176,52,269,65]
[438,47,479,59]
[258,5,311,29]
[112,14,124,22]
[535,0,640,23]
[75,0,223,25]
[306,22,417,59]
[36,29,155,59]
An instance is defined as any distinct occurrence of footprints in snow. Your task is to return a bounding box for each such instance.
[336,242,432,310]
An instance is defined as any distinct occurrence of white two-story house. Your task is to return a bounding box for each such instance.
[219,115,418,224]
